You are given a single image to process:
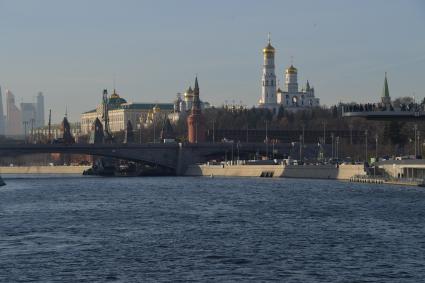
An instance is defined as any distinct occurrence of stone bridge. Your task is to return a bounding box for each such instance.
[0,143,298,175]
[342,110,425,121]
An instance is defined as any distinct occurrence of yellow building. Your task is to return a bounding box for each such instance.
[80,89,174,135]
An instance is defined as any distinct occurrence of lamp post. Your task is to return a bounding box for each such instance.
[375,133,378,162]
[323,121,327,145]
[302,124,305,149]
[299,135,303,162]
[414,124,418,157]
[365,129,368,163]
[137,123,142,144]
[336,136,340,161]
[212,120,215,143]
[195,121,198,144]
[265,120,269,159]
[375,133,378,177]
[237,141,240,163]
[231,142,234,165]
[153,117,156,143]
[30,118,35,143]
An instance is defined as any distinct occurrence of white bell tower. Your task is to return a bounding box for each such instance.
[259,34,277,108]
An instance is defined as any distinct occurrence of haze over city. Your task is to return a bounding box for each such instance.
[4,1,425,282]
[0,0,424,122]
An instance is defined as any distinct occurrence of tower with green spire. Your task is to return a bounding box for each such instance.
[381,72,391,108]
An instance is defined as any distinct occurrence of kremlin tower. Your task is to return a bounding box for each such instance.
[187,77,205,143]
[258,34,277,109]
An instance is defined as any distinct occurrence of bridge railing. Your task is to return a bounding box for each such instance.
[342,102,425,113]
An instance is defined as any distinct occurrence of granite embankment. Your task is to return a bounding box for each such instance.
[185,164,366,180]
[0,166,91,174]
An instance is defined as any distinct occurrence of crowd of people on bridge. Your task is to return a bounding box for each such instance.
[342,102,424,113]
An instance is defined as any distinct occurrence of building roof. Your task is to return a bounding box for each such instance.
[82,102,174,114]
[83,109,96,114]
[108,89,127,105]
[120,103,174,110]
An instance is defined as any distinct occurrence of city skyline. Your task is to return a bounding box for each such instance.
[0,0,424,122]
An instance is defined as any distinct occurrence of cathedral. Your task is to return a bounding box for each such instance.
[258,36,320,111]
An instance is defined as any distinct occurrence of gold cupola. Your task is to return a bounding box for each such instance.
[184,86,194,98]
[263,33,275,54]
[286,65,298,74]
[153,104,161,113]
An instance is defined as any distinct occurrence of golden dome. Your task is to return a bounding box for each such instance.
[153,105,161,113]
[286,65,298,74]
[110,89,119,99]
[263,43,275,54]
[184,86,194,98]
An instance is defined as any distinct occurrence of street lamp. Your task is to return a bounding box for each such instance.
[365,129,368,163]
[153,117,156,143]
[336,136,340,161]
[375,133,378,162]
[299,135,303,162]
[237,141,240,163]
[30,118,35,143]
[231,142,234,165]
[265,120,269,159]
[414,124,418,157]
[323,121,327,144]
[137,123,142,144]
[302,123,305,148]
[212,120,215,143]
[374,133,378,177]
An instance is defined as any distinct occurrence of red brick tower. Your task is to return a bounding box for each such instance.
[187,77,205,143]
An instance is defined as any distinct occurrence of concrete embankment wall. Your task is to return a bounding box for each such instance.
[0,166,91,174]
[185,164,366,180]
[185,164,286,178]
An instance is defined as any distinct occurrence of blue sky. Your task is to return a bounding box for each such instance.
[0,0,424,122]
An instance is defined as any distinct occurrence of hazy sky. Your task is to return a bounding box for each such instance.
[0,0,424,122]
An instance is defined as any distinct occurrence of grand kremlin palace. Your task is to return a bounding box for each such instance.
[80,89,174,135]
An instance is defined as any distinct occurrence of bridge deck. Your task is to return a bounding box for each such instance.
[342,110,425,120]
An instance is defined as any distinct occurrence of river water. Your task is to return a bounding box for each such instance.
[1,175,424,282]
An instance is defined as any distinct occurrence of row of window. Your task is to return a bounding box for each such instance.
[284,98,315,106]
[262,80,275,86]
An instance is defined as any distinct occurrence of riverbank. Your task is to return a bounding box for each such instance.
[0,166,91,174]
[185,163,366,180]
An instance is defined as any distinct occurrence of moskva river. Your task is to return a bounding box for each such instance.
[1,175,425,282]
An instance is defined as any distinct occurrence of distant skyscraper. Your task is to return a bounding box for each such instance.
[6,90,22,136]
[36,92,45,127]
[0,86,5,135]
[20,102,36,135]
